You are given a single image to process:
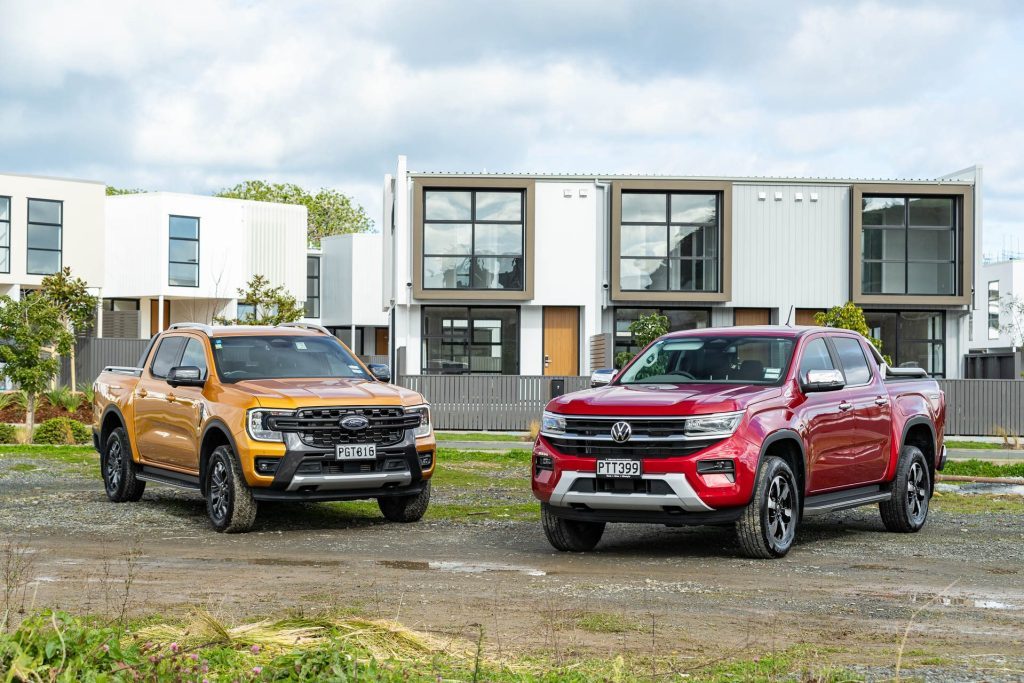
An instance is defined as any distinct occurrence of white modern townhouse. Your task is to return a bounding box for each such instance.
[966,258,1024,378]
[382,156,983,379]
[104,192,308,337]
[315,233,390,358]
[0,172,106,298]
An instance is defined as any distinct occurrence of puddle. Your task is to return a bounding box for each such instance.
[910,593,1020,610]
[936,482,1024,496]
[378,560,546,576]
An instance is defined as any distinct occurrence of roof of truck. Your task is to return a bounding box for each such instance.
[162,323,330,338]
[665,325,859,339]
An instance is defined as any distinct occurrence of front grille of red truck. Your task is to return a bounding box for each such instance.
[268,407,421,449]
[545,416,724,458]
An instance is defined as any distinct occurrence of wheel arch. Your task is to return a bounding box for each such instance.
[99,405,135,460]
[199,420,240,495]
[754,429,807,504]
[900,416,937,489]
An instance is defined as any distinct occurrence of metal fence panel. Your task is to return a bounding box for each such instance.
[937,379,1024,436]
[59,338,151,387]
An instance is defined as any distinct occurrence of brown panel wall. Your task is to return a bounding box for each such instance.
[734,308,771,326]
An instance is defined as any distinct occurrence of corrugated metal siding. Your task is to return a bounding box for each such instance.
[731,184,850,309]
[244,203,307,298]
[938,379,1024,436]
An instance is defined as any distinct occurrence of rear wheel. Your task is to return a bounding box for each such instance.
[541,503,605,551]
[378,481,431,522]
[205,446,257,533]
[735,456,799,558]
[102,428,146,503]
[880,445,930,533]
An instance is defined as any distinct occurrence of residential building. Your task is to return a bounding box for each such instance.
[383,156,982,378]
[965,258,1023,378]
[104,192,307,337]
[318,233,389,357]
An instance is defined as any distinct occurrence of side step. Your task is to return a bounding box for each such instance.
[803,484,891,516]
[138,466,202,491]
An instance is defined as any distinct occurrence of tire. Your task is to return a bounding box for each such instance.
[205,445,257,533]
[879,445,931,533]
[541,503,605,552]
[735,456,799,559]
[378,480,431,522]
[102,428,146,503]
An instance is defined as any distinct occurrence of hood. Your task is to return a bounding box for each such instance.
[548,383,782,417]
[234,378,424,407]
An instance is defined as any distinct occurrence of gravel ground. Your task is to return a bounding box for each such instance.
[2,450,1023,681]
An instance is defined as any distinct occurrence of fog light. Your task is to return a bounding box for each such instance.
[419,451,434,469]
[534,454,554,476]
[255,458,280,475]
[696,459,735,485]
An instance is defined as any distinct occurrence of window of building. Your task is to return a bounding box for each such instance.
[236,302,256,322]
[168,215,200,287]
[613,307,710,358]
[831,336,872,385]
[865,310,945,377]
[27,198,62,275]
[421,306,519,374]
[0,196,10,273]
[103,298,140,311]
[305,255,320,318]
[422,190,524,291]
[988,281,1000,340]
[861,195,957,296]
[619,192,720,292]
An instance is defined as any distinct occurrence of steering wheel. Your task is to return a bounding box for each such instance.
[667,370,696,380]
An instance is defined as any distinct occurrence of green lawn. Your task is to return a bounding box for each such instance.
[436,431,529,442]
[942,458,1024,479]
[946,439,1020,450]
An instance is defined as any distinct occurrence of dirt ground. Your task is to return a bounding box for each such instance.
[2,449,1023,681]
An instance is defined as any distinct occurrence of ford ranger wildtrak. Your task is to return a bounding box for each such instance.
[93,323,435,533]
[532,326,946,558]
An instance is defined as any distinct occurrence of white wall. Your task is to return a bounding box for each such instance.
[971,260,1024,349]
[0,173,105,289]
[320,233,389,329]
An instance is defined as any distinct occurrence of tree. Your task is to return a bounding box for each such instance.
[0,295,74,441]
[814,302,890,361]
[216,180,373,247]
[105,186,145,196]
[999,294,1024,347]
[40,267,98,390]
[614,312,669,369]
[214,275,304,326]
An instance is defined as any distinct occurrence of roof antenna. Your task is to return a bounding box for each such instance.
[785,305,794,327]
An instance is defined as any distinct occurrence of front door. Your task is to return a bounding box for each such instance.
[829,335,891,485]
[375,328,389,355]
[543,307,579,376]
[149,299,171,336]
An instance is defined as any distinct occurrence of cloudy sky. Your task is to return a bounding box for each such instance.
[2,0,1021,255]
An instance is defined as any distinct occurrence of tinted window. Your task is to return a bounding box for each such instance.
[212,335,370,381]
[179,338,208,378]
[832,337,871,385]
[798,338,834,382]
[150,336,187,379]
[617,336,795,385]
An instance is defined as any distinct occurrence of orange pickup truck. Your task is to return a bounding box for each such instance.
[92,323,435,533]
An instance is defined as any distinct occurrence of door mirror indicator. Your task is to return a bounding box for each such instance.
[802,369,845,393]
[167,366,206,388]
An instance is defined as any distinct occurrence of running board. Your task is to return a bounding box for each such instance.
[803,485,891,516]
[138,466,201,491]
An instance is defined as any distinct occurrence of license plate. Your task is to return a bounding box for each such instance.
[336,444,377,460]
[596,459,642,478]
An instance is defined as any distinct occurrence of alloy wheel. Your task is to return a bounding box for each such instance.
[906,461,928,522]
[106,440,123,492]
[209,460,230,522]
[766,474,794,543]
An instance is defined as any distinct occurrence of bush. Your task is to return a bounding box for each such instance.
[0,423,16,443]
[33,417,91,445]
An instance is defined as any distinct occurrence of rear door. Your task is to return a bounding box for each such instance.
[829,335,891,485]
[133,335,187,466]
[796,336,857,493]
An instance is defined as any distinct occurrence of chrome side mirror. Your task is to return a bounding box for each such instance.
[802,369,845,393]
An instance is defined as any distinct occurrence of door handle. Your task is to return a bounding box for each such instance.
[137,388,148,398]
[838,401,853,412]
[874,397,889,406]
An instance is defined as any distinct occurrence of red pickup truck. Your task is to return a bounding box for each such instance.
[532,326,946,558]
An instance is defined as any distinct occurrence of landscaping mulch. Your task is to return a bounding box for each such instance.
[0,403,92,425]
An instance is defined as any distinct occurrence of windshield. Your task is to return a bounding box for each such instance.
[617,336,795,385]
[211,335,371,382]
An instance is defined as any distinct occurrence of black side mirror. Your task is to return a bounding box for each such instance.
[167,366,206,388]
[369,365,392,383]
[802,369,845,393]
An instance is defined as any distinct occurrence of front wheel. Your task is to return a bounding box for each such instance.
[378,481,431,522]
[205,446,257,533]
[735,455,799,558]
[541,504,605,551]
[879,445,930,533]
[102,428,146,503]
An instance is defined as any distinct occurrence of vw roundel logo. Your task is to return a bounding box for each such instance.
[339,415,370,431]
[610,421,632,443]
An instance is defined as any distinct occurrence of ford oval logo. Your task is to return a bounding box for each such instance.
[610,421,632,443]
[339,415,370,431]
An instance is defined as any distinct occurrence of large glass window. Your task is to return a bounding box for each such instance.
[865,310,945,377]
[988,281,1000,340]
[862,196,957,295]
[620,192,720,292]
[421,306,519,374]
[422,190,524,290]
[168,215,200,287]
[613,307,710,358]
[305,255,320,318]
[27,198,62,275]
[0,196,9,273]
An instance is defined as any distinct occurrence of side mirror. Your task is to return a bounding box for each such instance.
[369,364,392,383]
[802,369,845,393]
[167,366,206,388]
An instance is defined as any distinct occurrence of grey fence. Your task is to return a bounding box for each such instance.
[59,338,150,387]
[397,374,591,431]
[938,379,1024,436]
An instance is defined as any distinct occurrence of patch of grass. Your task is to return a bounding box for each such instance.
[439,447,532,466]
[8,463,38,472]
[943,458,1024,478]
[931,491,1024,514]
[946,439,1012,450]
[574,612,642,634]
[427,502,539,522]
[0,445,96,465]
[436,431,528,442]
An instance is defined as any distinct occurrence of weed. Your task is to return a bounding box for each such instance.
[1,540,38,631]
[575,612,641,634]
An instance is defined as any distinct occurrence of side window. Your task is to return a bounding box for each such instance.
[832,337,872,385]
[798,338,834,382]
[179,337,209,379]
[150,337,187,379]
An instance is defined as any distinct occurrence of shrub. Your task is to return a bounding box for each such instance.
[77,382,95,404]
[0,392,20,411]
[0,423,16,443]
[33,417,91,445]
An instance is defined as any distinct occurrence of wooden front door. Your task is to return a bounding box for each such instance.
[795,309,822,326]
[149,300,171,336]
[543,307,579,376]
[375,328,390,355]
[734,308,771,326]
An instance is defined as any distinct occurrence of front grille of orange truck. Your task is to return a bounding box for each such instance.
[267,407,422,449]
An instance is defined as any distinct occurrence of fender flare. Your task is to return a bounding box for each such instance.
[751,428,807,504]
[898,415,937,467]
[98,404,137,461]
[198,419,242,494]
